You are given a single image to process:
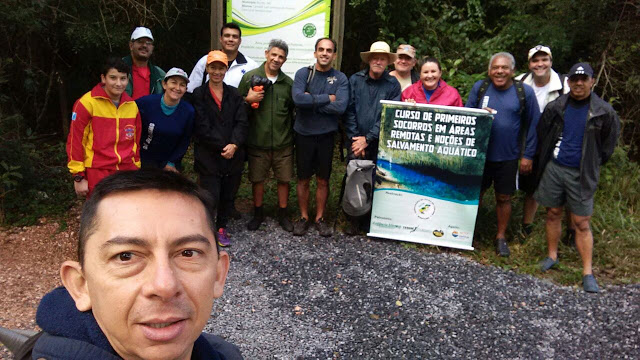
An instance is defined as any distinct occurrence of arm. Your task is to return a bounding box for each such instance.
[230,95,249,147]
[523,92,541,160]
[187,56,207,93]
[343,76,359,139]
[465,81,480,108]
[600,110,620,164]
[192,89,219,148]
[292,67,330,109]
[134,110,142,168]
[317,73,349,115]
[364,80,399,142]
[66,99,90,175]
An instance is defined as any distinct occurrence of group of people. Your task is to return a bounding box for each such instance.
[66,24,619,294]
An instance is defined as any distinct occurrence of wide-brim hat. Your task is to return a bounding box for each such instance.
[360,41,397,63]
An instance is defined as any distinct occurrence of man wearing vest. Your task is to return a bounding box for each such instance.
[465,52,541,257]
[238,39,295,232]
[291,38,349,237]
[515,45,571,242]
[123,26,165,100]
[188,23,259,91]
[534,63,620,293]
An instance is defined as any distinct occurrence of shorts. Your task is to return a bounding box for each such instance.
[295,132,335,180]
[518,172,537,195]
[247,146,294,183]
[481,159,518,195]
[534,161,594,216]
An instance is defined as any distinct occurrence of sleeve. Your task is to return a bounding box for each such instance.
[343,76,359,139]
[536,105,553,145]
[230,96,249,146]
[451,87,463,107]
[317,73,349,115]
[292,67,330,109]
[133,109,142,167]
[465,81,480,108]
[600,109,620,164]
[390,79,402,101]
[237,72,251,98]
[66,97,91,174]
[192,89,217,148]
[167,105,194,165]
[523,89,541,159]
[187,56,207,93]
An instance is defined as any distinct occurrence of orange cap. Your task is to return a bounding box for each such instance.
[207,50,228,67]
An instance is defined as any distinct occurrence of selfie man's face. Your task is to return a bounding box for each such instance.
[62,190,229,360]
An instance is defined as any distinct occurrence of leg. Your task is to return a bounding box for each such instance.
[198,175,222,226]
[545,207,563,260]
[252,182,264,207]
[572,214,593,275]
[522,193,538,225]
[297,178,311,220]
[495,193,512,240]
[218,173,241,229]
[277,182,289,208]
[315,177,329,221]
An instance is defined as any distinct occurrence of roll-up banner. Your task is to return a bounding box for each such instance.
[226,0,332,78]
[368,101,494,250]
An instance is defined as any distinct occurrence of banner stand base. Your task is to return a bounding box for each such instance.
[367,232,475,251]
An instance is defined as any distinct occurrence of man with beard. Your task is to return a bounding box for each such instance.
[465,52,540,257]
[123,26,166,100]
[534,63,620,293]
[291,38,349,237]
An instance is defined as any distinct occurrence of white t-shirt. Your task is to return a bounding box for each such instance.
[533,82,551,112]
[267,75,277,83]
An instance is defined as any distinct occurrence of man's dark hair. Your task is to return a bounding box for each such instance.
[315,37,337,52]
[418,56,441,72]
[78,169,218,266]
[220,22,242,37]
[101,56,130,76]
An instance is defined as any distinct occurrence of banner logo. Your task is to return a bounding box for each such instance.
[302,23,316,38]
[414,199,435,219]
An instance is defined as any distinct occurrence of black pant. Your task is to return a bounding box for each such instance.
[199,172,242,229]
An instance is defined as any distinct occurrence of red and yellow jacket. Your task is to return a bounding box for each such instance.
[66,84,142,174]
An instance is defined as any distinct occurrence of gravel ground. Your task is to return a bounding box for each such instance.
[207,215,640,359]
[1,211,638,359]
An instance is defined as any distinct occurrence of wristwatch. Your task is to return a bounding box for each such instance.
[74,173,85,182]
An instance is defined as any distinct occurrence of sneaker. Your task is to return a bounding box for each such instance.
[217,228,231,247]
[293,217,311,236]
[582,274,600,293]
[539,256,559,272]
[278,208,293,232]
[247,206,264,231]
[563,229,576,248]
[495,238,510,257]
[315,218,332,237]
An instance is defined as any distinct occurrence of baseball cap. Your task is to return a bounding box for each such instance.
[568,62,594,78]
[528,45,552,60]
[164,67,189,83]
[396,44,416,59]
[206,50,228,67]
[131,27,154,41]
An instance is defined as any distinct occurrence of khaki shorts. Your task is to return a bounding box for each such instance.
[248,146,294,183]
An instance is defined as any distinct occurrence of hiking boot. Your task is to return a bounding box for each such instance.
[247,206,264,231]
[582,274,600,293]
[315,218,332,237]
[217,228,231,247]
[278,207,293,232]
[343,218,359,236]
[563,229,576,248]
[293,217,311,236]
[495,238,510,257]
[539,256,559,272]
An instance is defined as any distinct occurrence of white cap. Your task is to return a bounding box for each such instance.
[528,45,552,60]
[131,27,154,41]
[164,67,189,83]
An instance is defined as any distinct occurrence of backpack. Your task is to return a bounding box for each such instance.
[475,78,529,156]
[342,159,376,217]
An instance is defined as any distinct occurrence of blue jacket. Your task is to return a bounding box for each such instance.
[32,287,242,360]
[344,69,401,142]
[292,66,349,136]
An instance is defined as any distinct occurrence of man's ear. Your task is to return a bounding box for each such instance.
[212,251,230,299]
[60,260,92,311]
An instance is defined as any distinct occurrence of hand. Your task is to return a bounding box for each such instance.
[329,94,336,102]
[221,144,237,159]
[520,158,533,174]
[74,179,89,197]
[351,136,368,157]
[245,87,264,103]
[404,98,416,104]
[164,164,179,173]
[483,107,496,114]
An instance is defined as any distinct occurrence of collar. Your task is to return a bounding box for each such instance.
[257,62,286,82]
[90,83,134,103]
[234,51,248,65]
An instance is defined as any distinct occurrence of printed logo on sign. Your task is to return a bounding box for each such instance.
[414,199,435,219]
[433,229,444,237]
[302,23,316,38]
[452,230,459,238]
[124,125,135,140]
[71,112,77,121]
